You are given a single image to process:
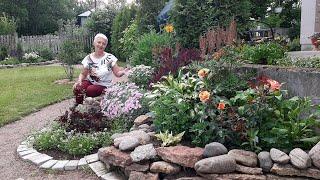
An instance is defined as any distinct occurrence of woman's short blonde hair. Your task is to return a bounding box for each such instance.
[94,33,108,43]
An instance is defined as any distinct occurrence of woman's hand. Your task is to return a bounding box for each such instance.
[73,81,82,90]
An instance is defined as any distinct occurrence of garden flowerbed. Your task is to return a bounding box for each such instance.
[21,62,320,179]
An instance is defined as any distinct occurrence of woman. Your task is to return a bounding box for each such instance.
[73,33,128,106]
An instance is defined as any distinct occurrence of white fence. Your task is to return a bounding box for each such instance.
[0,33,94,54]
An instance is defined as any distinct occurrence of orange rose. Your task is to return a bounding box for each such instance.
[199,91,210,102]
[217,102,225,110]
[198,69,209,79]
[267,79,281,91]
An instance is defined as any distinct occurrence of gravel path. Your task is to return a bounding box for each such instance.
[0,99,98,180]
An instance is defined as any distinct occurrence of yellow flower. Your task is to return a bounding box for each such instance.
[199,91,210,103]
[164,24,174,33]
[198,69,209,79]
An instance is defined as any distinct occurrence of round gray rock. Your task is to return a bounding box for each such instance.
[270,148,290,164]
[258,151,273,172]
[309,141,320,169]
[203,142,228,158]
[119,137,140,151]
[130,144,157,162]
[289,148,311,169]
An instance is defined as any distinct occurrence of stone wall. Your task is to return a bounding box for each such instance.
[98,113,320,180]
[237,64,320,104]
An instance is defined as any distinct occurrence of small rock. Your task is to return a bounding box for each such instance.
[125,163,149,172]
[101,172,125,180]
[128,171,159,180]
[197,173,266,180]
[203,142,228,157]
[270,148,290,164]
[111,133,123,140]
[289,148,311,169]
[258,151,273,172]
[134,115,151,126]
[236,164,263,175]
[150,161,181,174]
[128,130,151,145]
[156,146,204,168]
[119,137,140,151]
[228,149,258,167]
[139,124,150,129]
[309,141,320,169]
[194,154,236,174]
[130,144,157,162]
[98,146,132,167]
[270,163,320,179]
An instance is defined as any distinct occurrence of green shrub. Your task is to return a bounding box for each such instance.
[111,5,137,61]
[171,0,252,47]
[119,20,139,61]
[58,39,86,80]
[38,47,54,61]
[0,56,19,65]
[85,7,116,49]
[242,42,286,65]
[128,65,154,89]
[287,38,301,51]
[135,0,167,34]
[130,30,173,67]
[0,46,8,60]
[0,13,16,35]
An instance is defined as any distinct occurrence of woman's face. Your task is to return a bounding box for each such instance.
[94,37,107,53]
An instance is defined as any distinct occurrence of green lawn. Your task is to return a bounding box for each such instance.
[0,66,79,127]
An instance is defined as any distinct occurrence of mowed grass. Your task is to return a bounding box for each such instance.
[0,66,79,127]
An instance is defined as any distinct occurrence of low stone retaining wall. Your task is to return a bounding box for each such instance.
[97,113,320,180]
[237,64,320,104]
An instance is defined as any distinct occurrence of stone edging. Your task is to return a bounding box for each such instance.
[0,60,60,69]
[17,136,121,179]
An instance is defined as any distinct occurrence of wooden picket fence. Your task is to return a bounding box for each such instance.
[0,33,94,54]
[199,20,237,58]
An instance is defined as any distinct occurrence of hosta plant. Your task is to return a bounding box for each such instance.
[155,130,185,147]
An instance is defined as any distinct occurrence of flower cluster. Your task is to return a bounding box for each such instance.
[23,52,39,60]
[249,75,282,92]
[128,65,154,89]
[100,83,144,119]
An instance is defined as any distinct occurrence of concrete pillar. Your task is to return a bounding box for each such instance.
[300,0,317,50]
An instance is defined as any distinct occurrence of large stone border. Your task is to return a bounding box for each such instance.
[16,136,123,180]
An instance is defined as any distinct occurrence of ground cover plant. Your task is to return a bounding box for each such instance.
[0,66,79,126]
[33,82,149,156]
